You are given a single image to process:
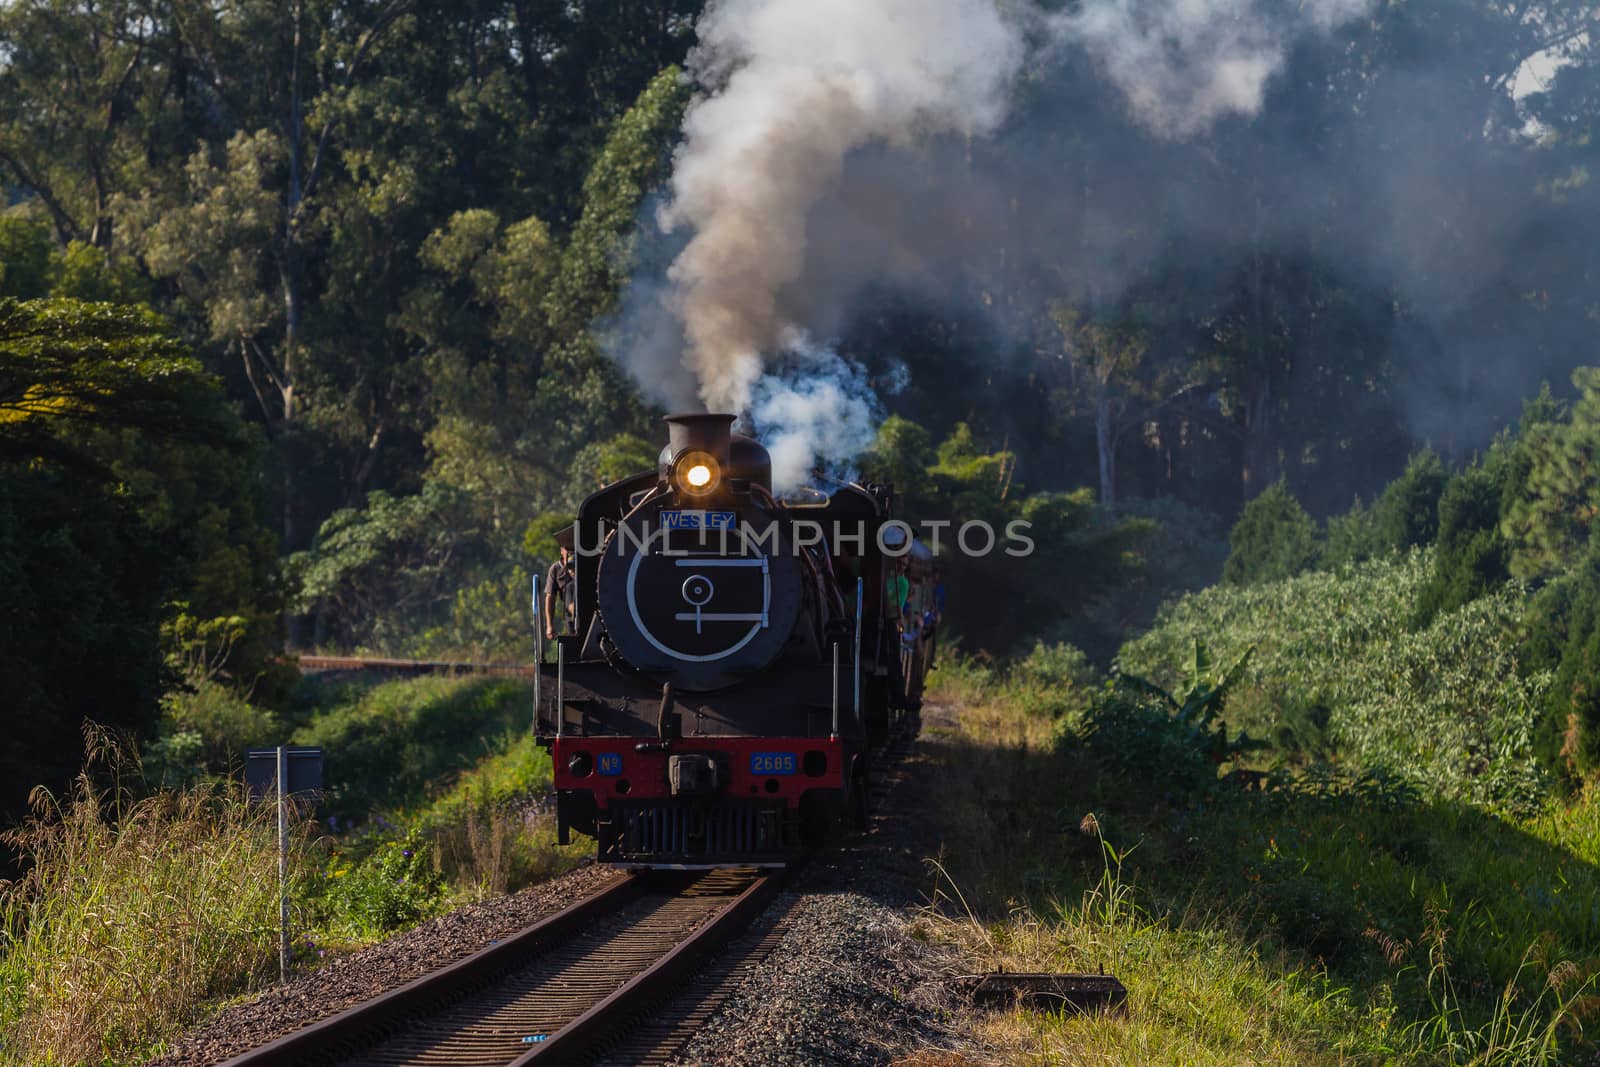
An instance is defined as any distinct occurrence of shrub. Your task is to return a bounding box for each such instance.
[1122,550,1429,756]
[1123,551,1553,810]
[1222,480,1320,586]
[1008,643,1100,720]
[1078,689,1217,792]
[155,680,282,774]
[322,832,443,937]
[1336,589,1550,813]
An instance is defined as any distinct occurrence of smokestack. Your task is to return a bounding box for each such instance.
[664,412,737,466]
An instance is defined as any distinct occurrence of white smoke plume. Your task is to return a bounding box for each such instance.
[614,0,1375,488]
[749,335,882,491]
[653,0,1024,421]
[1050,0,1377,138]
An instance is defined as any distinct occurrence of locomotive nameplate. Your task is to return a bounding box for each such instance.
[659,509,737,531]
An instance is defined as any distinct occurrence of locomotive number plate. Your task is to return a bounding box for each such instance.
[750,752,797,776]
[659,510,737,531]
[596,753,623,776]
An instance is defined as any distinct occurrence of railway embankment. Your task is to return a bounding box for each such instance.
[903,637,1600,1066]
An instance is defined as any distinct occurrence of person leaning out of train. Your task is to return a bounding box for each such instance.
[544,526,579,640]
[886,556,910,628]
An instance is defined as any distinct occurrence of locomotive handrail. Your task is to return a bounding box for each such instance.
[532,573,542,735]
[556,639,566,738]
[832,642,841,739]
[853,578,864,723]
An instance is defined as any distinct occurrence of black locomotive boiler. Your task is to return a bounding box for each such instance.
[535,413,932,867]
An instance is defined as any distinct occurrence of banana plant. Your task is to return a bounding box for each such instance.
[1117,639,1263,765]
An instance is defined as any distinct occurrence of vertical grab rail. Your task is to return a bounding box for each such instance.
[831,642,841,740]
[531,574,541,735]
[853,577,864,727]
[556,639,566,739]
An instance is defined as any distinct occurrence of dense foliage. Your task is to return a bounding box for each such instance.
[0,293,276,831]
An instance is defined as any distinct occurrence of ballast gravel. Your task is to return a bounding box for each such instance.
[665,708,990,1066]
[667,877,977,1066]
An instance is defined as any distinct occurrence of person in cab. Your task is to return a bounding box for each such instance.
[544,526,579,640]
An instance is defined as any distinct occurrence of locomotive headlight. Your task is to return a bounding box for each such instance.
[675,451,720,497]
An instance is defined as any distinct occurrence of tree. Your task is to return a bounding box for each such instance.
[860,417,1152,651]
[859,415,934,495]
[0,212,55,299]
[1527,538,1600,790]
[1374,449,1448,552]
[1503,367,1600,580]
[0,0,176,247]
[0,296,277,829]
[1050,304,1149,506]
[1412,462,1510,628]
[120,0,411,544]
[289,483,476,649]
[1222,480,1320,586]
[0,299,227,470]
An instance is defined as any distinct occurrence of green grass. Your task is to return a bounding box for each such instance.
[917,658,1600,1065]
[290,674,540,819]
[292,675,586,933]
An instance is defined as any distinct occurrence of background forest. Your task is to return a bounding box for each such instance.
[4,1,1600,831]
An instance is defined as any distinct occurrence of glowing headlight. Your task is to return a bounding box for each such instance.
[675,451,720,496]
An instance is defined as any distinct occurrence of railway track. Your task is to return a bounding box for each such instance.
[294,655,539,678]
[221,869,782,1067]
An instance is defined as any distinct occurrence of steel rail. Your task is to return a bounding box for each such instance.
[511,871,781,1065]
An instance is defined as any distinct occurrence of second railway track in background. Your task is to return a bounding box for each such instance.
[221,868,782,1067]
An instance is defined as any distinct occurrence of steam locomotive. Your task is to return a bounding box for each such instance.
[534,413,935,867]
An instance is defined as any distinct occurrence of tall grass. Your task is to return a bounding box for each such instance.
[0,728,291,1066]
[414,734,584,901]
